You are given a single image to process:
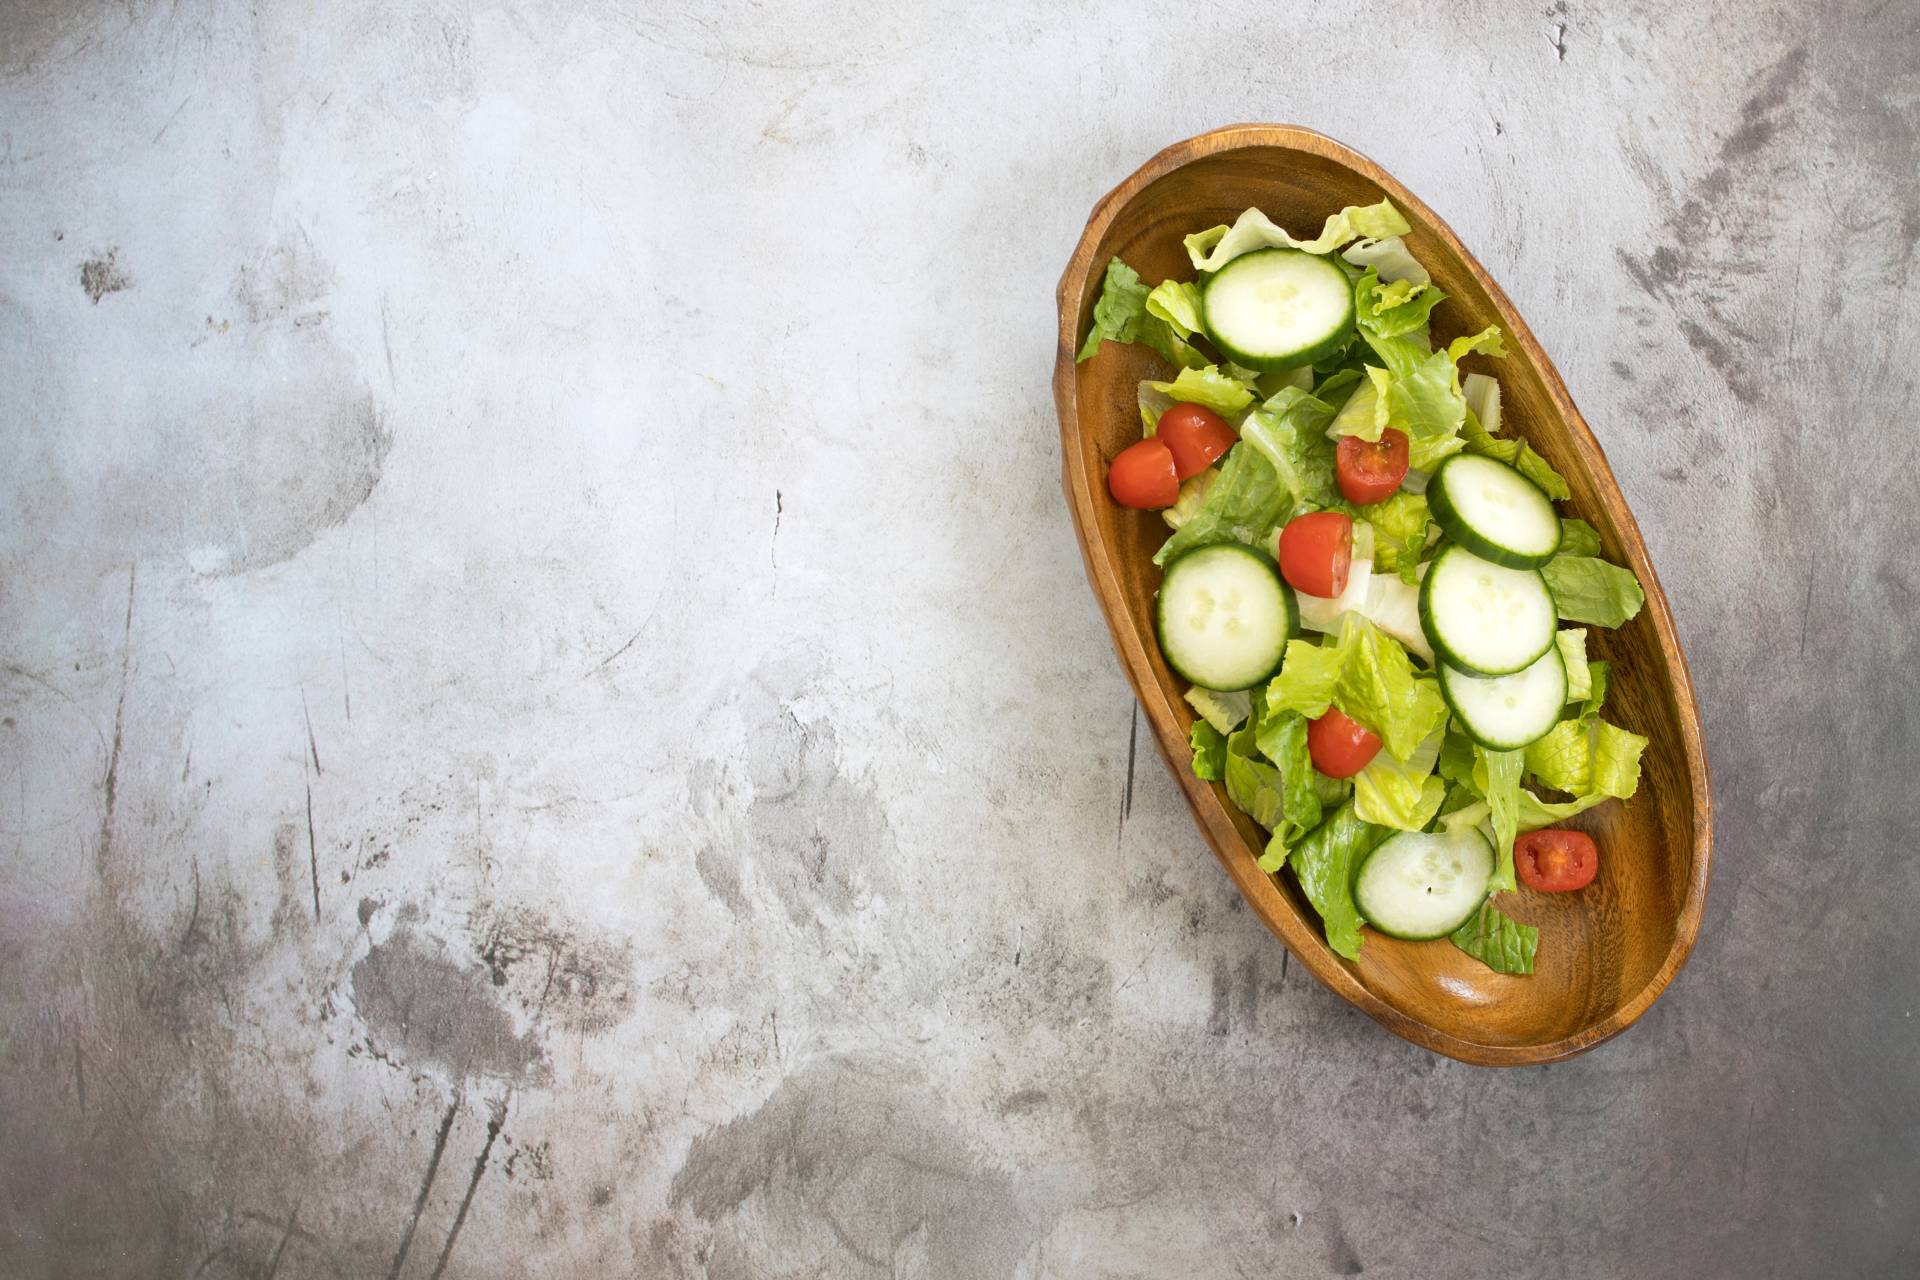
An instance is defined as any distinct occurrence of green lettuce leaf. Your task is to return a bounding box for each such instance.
[1152,442,1288,567]
[1336,492,1431,583]
[1522,719,1594,794]
[1353,266,1446,340]
[1077,257,1204,367]
[1225,726,1289,832]
[1446,325,1509,364]
[1450,902,1540,975]
[1459,405,1570,500]
[1581,661,1611,720]
[1185,200,1411,272]
[1326,367,1392,442]
[1149,364,1256,417]
[1542,556,1646,628]
[1145,280,1205,337]
[1517,790,1610,831]
[1184,685,1250,734]
[1558,518,1603,558]
[1477,747,1525,893]
[1237,386,1341,511]
[1556,629,1591,703]
[1589,721,1648,798]
[1265,615,1448,762]
[1290,799,1392,959]
[1162,469,1217,530]
[1352,726,1448,831]
[1191,720,1227,781]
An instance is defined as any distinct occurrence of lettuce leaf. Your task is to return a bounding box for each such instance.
[1558,517,1603,558]
[1542,556,1646,627]
[1145,279,1205,337]
[1190,720,1227,781]
[1326,367,1392,442]
[1290,799,1392,959]
[1149,364,1256,417]
[1225,727,1289,832]
[1185,200,1411,272]
[1352,267,1446,341]
[1450,902,1540,974]
[1446,325,1509,364]
[1077,257,1204,367]
[1152,442,1289,566]
[1238,386,1341,511]
[1184,685,1250,734]
[1458,403,1571,501]
[1266,615,1448,762]
[1336,492,1431,583]
[1517,790,1610,830]
[1162,468,1217,530]
[1352,726,1448,831]
[1581,661,1611,720]
[1556,629,1591,703]
[1342,235,1430,286]
[1477,747,1526,893]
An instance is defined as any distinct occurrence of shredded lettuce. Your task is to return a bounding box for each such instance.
[1077,257,1205,367]
[1145,279,1204,337]
[1289,799,1392,959]
[1336,492,1431,584]
[1149,364,1256,417]
[1325,367,1392,442]
[1185,200,1411,273]
[1162,468,1217,530]
[1450,902,1540,974]
[1542,556,1646,628]
[1447,325,1509,364]
[1352,266,1447,341]
[1190,720,1227,781]
[1266,615,1448,762]
[1526,716,1648,799]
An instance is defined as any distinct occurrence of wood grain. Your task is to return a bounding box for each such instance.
[1053,125,1713,1067]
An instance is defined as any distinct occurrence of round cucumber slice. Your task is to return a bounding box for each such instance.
[1438,646,1569,751]
[1354,828,1495,941]
[1155,543,1298,691]
[1428,453,1563,569]
[1418,545,1557,676]
[1200,248,1355,372]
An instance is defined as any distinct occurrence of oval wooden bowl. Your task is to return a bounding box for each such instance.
[1054,125,1712,1066]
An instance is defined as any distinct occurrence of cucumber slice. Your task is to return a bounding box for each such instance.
[1156,544,1298,691]
[1418,545,1556,676]
[1200,248,1355,371]
[1427,454,1563,568]
[1438,645,1569,750]
[1355,828,1495,940]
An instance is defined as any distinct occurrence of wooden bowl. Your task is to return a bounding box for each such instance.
[1054,125,1712,1066]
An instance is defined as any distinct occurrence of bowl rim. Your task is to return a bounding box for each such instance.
[1051,123,1714,1066]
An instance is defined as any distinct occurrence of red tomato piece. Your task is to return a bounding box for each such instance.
[1307,707,1382,778]
[1157,403,1239,479]
[1515,829,1599,892]
[1107,438,1180,509]
[1276,511,1353,598]
[1335,428,1411,505]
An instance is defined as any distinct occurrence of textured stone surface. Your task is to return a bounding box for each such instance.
[2,1,1917,1275]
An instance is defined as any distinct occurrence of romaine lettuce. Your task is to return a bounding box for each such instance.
[1238,386,1342,511]
[1185,200,1412,273]
[1477,747,1526,893]
[1077,257,1205,367]
[1342,235,1430,286]
[1149,364,1256,417]
[1190,720,1227,781]
[1450,902,1540,974]
[1542,555,1646,627]
[1353,726,1448,830]
[1152,442,1289,567]
[1289,799,1392,959]
[1266,615,1448,762]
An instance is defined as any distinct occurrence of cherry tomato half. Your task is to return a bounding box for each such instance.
[1515,829,1599,893]
[1107,438,1180,509]
[1277,510,1353,598]
[1307,707,1382,778]
[1336,428,1411,505]
[1157,403,1239,480]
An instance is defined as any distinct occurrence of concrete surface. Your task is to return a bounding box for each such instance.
[1,1,1916,1276]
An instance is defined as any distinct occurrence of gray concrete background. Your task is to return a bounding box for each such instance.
[1,0,1916,1276]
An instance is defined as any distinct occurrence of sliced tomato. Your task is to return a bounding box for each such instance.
[1276,511,1352,598]
[1307,707,1382,778]
[1515,829,1599,892]
[1336,428,1411,504]
[1157,403,1238,479]
[1107,438,1180,509]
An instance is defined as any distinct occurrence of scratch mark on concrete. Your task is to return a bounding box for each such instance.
[381,294,396,390]
[1798,573,1815,656]
[182,857,203,949]
[338,620,352,720]
[305,782,321,923]
[263,1205,299,1279]
[387,1097,461,1280]
[1119,705,1139,841]
[771,489,782,569]
[151,94,190,144]
[301,685,323,775]
[73,1041,85,1114]
[427,1098,506,1280]
[97,565,135,874]
[585,620,649,676]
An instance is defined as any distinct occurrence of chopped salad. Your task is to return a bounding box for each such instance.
[1080,201,1649,974]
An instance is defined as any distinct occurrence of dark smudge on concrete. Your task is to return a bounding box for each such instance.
[351,927,544,1081]
[79,248,131,302]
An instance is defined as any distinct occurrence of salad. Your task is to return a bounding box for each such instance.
[1079,200,1649,974]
